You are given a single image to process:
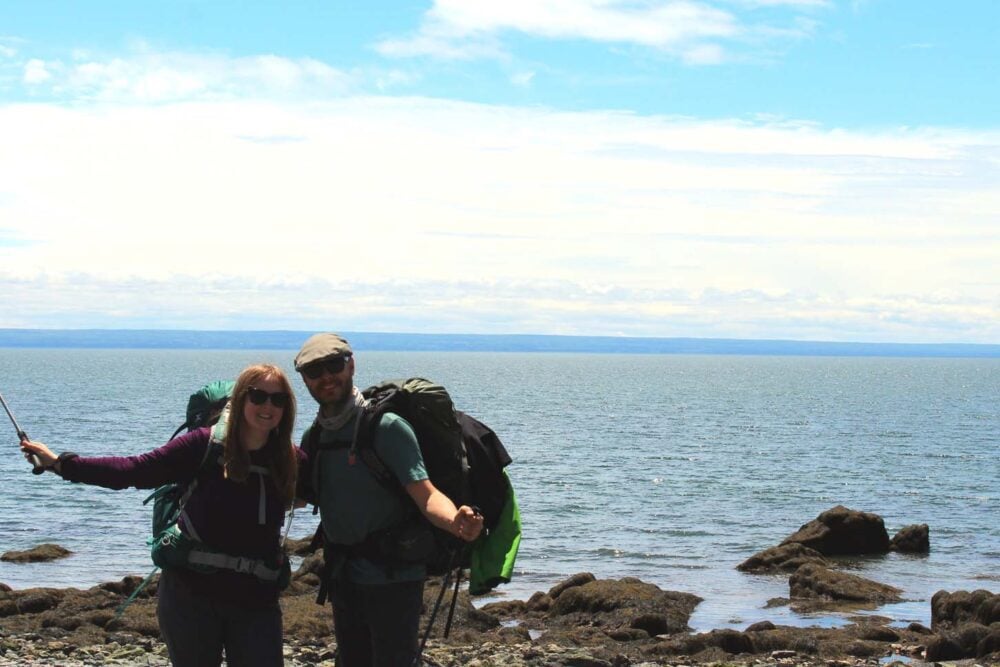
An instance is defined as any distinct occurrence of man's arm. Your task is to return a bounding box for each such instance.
[405,479,484,542]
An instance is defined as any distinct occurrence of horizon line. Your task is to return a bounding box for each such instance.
[0,328,997,358]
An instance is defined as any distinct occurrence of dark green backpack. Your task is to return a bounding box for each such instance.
[305,378,512,576]
[169,380,236,440]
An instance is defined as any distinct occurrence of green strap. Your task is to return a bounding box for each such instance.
[112,565,160,622]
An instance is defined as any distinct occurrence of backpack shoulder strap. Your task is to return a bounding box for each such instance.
[177,435,224,541]
[353,400,401,492]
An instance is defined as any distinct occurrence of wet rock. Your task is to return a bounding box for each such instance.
[925,633,965,661]
[924,590,1000,660]
[97,574,157,598]
[906,621,933,634]
[737,542,828,573]
[479,599,527,618]
[10,590,64,615]
[549,572,596,599]
[526,591,552,612]
[706,628,754,654]
[857,625,899,642]
[292,551,325,579]
[779,505,890,555]
[285,536,317,557]
[931,588,1000,628]
[745,620,776,632]
[789,563,902,603]
[0,544,72,563]
[548,577,701,637]
[842,639,882,657]
[629,613,686,637]
[606,627,649,641]
[889,523,929,553]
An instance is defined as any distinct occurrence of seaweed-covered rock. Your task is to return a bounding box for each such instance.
[928,589,1000,660]
[780,506,890,555]
[1,544,72,563]
[931,588,1000,628]
[548,572,596,599]
[548,577,701,636]
[737,542,828,573]
[889,524,930,553]
[789,563,902,603]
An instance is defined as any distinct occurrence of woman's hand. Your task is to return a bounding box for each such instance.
[452,505,484,542]
[20,440,58,470]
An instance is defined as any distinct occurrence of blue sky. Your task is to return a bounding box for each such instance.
[1,1,997,343]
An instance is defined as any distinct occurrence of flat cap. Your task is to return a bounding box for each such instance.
[294,333,353,371]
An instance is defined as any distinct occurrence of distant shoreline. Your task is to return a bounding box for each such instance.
[0,328,997,358]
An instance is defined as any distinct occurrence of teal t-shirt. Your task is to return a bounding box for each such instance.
[314,412,428,584]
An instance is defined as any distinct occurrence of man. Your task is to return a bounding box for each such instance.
[295,332,483,667]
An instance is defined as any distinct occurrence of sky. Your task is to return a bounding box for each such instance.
[0,1,997,344]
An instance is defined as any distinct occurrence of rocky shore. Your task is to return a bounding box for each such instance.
[1,506,997,666]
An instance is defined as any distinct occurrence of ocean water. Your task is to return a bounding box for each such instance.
[0,349,997,631]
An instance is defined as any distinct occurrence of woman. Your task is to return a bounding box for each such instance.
[20,363,300,667]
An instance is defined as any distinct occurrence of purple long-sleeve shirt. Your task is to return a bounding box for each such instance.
[59,428,305,607]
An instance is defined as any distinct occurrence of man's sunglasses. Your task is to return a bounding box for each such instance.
[301,355,351,380]
[247,387,290,408]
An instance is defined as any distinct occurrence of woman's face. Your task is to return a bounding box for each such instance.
[241,374,288,436]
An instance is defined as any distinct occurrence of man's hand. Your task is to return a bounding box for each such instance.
[452,505,484,542]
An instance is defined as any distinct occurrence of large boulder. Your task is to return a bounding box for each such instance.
[889,524,930,553]
[927,590,1000,661]
[931,589,1000,628]
[1,544,72,563]
[547,575,701,638]
[788,563,902,603]
[737,542,828,573]
[780,505,890,555]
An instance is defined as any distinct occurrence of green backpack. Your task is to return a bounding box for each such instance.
[169,380,236,440]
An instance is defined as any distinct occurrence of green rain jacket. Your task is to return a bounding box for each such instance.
[468,471,521,595]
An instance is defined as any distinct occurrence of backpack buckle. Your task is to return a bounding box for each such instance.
[232,557,255,574]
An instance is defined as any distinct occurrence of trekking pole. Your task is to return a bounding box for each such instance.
[0,391,44,474]
[443,563,463,638]
[413,549,460,667]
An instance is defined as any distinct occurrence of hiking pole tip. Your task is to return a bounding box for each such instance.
[1,392,45,474]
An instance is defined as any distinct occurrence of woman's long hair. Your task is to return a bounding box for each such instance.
[223,364,298,507]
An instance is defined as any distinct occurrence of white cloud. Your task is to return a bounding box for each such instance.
[0,44,16,59]
[730,0,829,7]
[23,50,350,102]
[510,70,536,86]
[23,59,52,84]
[377,0,827,64]
[0,94,997,342]
[376,30,506,61]
[681,43,726,64]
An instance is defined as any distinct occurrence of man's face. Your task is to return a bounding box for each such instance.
[300,355,355,409]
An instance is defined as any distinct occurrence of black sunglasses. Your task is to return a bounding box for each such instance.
[247,387,290,408]
[301,355,351,380]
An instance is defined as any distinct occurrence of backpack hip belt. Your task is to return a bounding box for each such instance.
[186,548,285,581]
